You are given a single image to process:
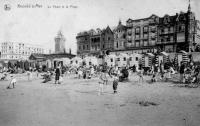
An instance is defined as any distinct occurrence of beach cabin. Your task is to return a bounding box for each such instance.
[128,53,142,68]
[116,53,129,67]
[155,51,169,65]
[141,53,155,68]
[83,56,99,67]
[70,57,83,67]
[104,54,116,67]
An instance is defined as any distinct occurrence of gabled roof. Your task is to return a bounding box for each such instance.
[102,26,113,34]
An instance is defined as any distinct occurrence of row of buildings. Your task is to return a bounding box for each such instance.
[76,3,200,57]
[0,42,45,60]
[0,31,68,61]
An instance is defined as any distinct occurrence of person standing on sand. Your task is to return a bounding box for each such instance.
[179,62,185,83]
[112,73,119,94]
[55,66,60,84]
[98,71,107,95]
[27,70,31,81]
[137,68,144,83]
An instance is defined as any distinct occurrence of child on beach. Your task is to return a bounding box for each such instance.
[98,72,107,95]
[112,73,119,94]
[7,75,16,89]
[137,68,144,83]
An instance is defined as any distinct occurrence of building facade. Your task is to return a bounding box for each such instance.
[76,2,200,56]
[55,31,66,54]
[0,42,44,60]
[113,20,127,51]
[100,26,114,54]
[76,31,90,57]
[157,5,198,53]
[125,14,159,54]
[76,26,114,57]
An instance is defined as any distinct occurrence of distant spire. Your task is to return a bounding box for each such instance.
[188,0,191,12]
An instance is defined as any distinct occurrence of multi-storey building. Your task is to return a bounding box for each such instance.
[76,26,114,57]
[125,14,159,54]
[55,31,66,54]
[0,42,44,60]
[100,26,114,54]
[76,2,200,56]
[113,20,127,51]
[157,4,198,53]
[90,28,102,56]
[76,31,90,57]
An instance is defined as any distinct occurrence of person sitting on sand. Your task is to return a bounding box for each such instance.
[7,75,16,89]
[1,73,7,80]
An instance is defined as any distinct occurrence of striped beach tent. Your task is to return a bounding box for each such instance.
[161,51,169,63]
[180,50,189,64]
[142,53,154,67]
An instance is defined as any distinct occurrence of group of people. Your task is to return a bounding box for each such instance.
[179,61,200,84]
[1,60,200,94]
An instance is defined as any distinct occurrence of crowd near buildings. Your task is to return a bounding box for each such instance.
[76,3,200,57]
[0,2,200,72]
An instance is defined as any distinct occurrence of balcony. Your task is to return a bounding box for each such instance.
[135,37,140,40]
[127,31,132,36]
[157,40,174,45]
[143,35,148,40]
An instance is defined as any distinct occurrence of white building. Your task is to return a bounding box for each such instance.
[0,42,44,60]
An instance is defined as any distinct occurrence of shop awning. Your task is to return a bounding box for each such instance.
[179,50,188,54]
[147,53,154,57]
[160,51,169,56]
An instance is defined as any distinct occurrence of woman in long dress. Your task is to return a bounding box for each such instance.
[55,67,60,84]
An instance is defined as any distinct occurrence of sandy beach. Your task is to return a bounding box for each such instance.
[0,73,200,126]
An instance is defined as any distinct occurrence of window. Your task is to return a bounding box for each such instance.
[108,37,110,41]
[143,41,148,46]
[87,45,89,50]
[110,58,113,62]
[167,37,170,41]
[103,44,105,49]
[136,57,138,61]
[135,28,140,34]
[129,57,132,61]
[123,34,126,39]
[161,29,164,33]
[116,42,118,48]
[117,58,120,61]
[136,42,140,47]
[124,57,126,61]
[143,26,148,33]
[179,25,185,32]
[120,42,122,46]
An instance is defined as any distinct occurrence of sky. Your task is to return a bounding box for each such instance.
[0,0,200,54]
